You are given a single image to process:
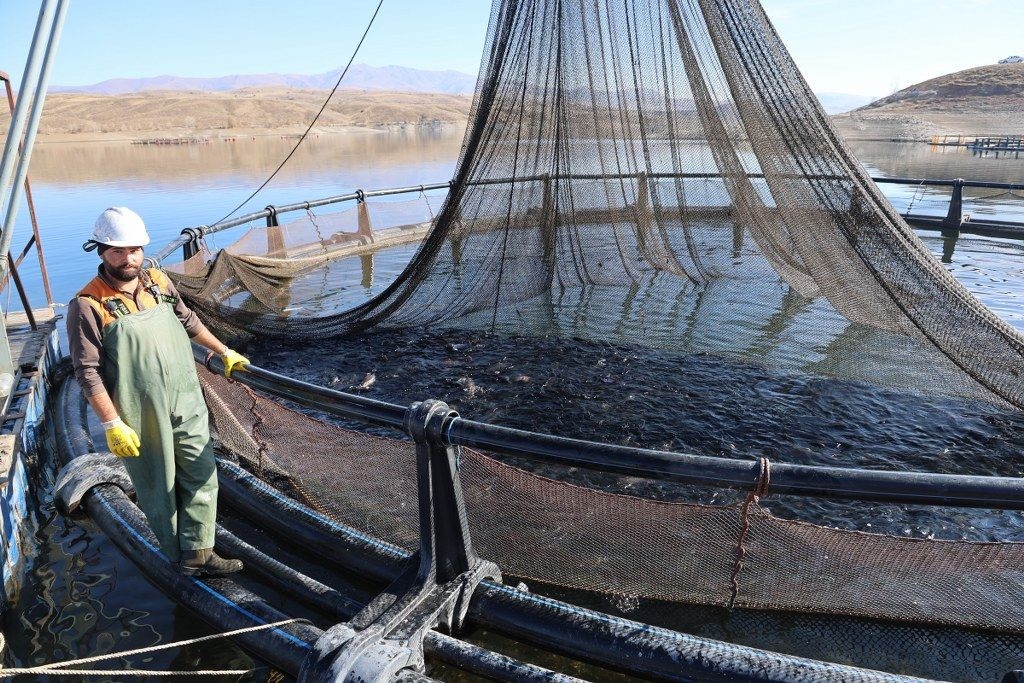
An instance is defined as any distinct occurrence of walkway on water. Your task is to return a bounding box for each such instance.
[931,135,1024,153]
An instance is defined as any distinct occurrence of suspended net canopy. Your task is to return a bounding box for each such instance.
[167,0,1024,673]
[169,0,1024,409]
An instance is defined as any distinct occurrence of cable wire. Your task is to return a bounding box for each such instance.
[209,0,385,227]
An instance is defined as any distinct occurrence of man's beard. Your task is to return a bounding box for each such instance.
[106,263,140,282]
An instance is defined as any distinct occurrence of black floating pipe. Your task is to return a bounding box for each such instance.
[215,458,923,683]
[443,416,1024,509]
[55,378,320,677]
[216,526,585,683]
[873,176,1024,190]
[57,376,507,683]
[207,356,1024,511]
[215,527,365,618]
[902,214,1024,240]
[196,347,405,430]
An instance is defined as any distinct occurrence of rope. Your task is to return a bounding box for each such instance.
[727,457,771,609]
[237,380,270,478]
[0,618,298,677]
[306,208,329,255]
[420,187,436,222]
[209,0,385,228]
[903,180,926,215]
[228,376,332,518]
[0,667,251,677]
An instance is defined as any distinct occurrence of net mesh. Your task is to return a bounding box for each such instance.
[167,198,431,323]
[168,0,1024,410]
[200,367,1024,634]
[153,0,1024,668]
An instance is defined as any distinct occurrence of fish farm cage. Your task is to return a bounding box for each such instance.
[49,172,1024,682]
[48,0,1024,675]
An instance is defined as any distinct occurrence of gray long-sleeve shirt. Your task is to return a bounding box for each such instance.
[67,266,209,397]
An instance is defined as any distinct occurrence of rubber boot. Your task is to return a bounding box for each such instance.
[178,548,243,576]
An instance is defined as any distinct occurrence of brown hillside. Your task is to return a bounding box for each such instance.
[862,62,1024,111]
[834,63,1024,140]
[0,88,473,139]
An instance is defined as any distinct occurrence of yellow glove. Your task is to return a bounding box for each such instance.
[103,418,141,457]
[221,348,250,378]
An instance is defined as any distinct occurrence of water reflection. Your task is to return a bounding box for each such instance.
[5,434,257,679]
[12,130,465,309]
[25,127,465,186]
[850,139,1024,225]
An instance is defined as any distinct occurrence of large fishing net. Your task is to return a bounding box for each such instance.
[200,367,1024,640]
[163,0,1024,674]
[167,0,1024,409]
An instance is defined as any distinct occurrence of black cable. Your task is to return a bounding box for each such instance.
[209,0,385,227]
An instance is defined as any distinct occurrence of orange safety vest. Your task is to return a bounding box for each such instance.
[76,268,178,329]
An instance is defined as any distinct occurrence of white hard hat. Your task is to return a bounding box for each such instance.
[84,207,150,251]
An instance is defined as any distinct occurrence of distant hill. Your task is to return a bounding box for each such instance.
[16,59,992,141]
[50,64,478,96]
[834,62,1024,139]
[859,62,1024,111]
[1,88,472,140]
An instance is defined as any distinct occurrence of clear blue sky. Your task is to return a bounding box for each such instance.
[1,0,1022,97]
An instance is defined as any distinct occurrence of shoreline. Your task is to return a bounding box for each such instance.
[27,117,1019,146]
[31,121,467,145]
[832,110,1024,142]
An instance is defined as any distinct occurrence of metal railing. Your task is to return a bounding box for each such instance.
[158,182,452,264]
[162,174,1024,265]
[0,69,55,330]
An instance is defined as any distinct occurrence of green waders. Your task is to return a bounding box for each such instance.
[101,302,217,562]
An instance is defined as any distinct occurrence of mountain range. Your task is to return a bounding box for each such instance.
[50,63,873,114]
[50,64,479,97]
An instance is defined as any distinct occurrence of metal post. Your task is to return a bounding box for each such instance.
[180,227,201,261]
[406,400,481,583]
[0,0,70,270]
[0,0,56,207]
[1,73,53,305]
[356,192,375,243]
[943,178,964,229]
[0,0,61,385]
[299,400,499,682]
[635,170,652,249]
[266,205,285,256]
[540,174,555,270]
[6,256,37,330]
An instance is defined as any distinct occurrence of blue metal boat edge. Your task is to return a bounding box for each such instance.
[0,314,60,612]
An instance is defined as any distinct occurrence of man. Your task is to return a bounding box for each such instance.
[67,207,249,576]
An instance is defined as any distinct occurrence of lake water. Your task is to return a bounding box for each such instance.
[9,133,1024,311]
[6,130,1024,681]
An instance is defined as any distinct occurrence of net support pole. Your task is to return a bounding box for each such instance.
[266,204,285,257]
[943,178,965,229]
[180,226,205,262]
[298,400,501,683]
[0,0,65,388]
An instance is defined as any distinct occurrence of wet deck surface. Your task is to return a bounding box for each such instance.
[5,308,57,371]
